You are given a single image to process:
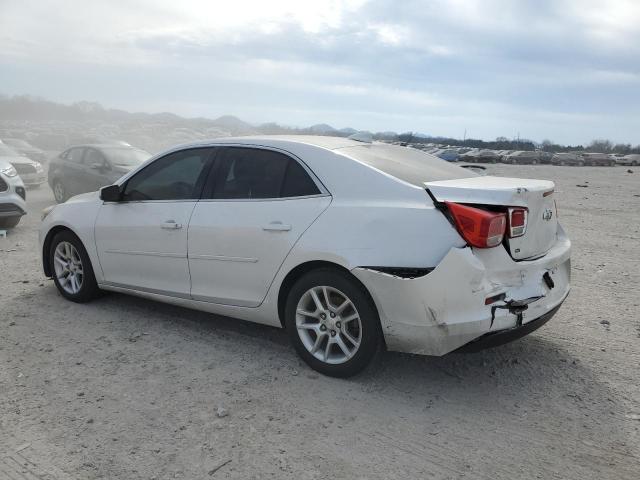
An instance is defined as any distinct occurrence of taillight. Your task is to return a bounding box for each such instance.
[507,207,528,237]
[445,202,506,248]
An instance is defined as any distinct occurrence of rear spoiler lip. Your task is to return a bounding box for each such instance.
[424,176,554,207]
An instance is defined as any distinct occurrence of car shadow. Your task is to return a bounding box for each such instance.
[88,291,608,403]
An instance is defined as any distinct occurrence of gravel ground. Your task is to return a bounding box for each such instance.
[1,165,639,479]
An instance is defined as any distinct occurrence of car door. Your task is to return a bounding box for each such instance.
[83,147,113,192]
[95,147,214,296]
[60,147,86,195]
[188,146,331,307]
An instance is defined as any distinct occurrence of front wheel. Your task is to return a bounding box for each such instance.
[285,269,382,378]
[49,230,101,302]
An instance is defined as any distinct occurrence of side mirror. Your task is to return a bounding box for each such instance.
[100,184,122,202]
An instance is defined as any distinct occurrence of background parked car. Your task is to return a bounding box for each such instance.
[539,151,553,164]
[1,138,48,163]
[48,144,151,203]
[460,149,502,163]
[503,150,543,164]
[0,143,46,188]
[617,154,640,166]
[551,152,585,166]
[0,158,27,229]
[581,153,616,166]
[435,149,459,161]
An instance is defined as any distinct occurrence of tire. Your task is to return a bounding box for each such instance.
[52,179,68,203]
[577,161,585,167]
[0,216,21,229]
[284,268,382,378]
[49,230,101,303]
[531,160,538,165]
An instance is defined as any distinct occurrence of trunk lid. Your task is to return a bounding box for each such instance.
[425,176,557,260]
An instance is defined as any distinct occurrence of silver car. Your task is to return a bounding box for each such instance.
[0,159,27,229]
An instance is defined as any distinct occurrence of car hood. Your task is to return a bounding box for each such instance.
[111,165,134,174]
[0,154,38,165]
[66,191,101,204]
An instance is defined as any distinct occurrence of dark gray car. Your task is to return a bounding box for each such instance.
[48,144,150,203]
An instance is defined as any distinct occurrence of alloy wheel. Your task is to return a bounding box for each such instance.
[295,286,362,365]
[54,182,66,202]
[53,241,84,294]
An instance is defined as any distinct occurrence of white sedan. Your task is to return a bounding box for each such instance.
[39,136,571,377]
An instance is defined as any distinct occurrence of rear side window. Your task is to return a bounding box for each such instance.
[209,148,320,199]
[281,158,321,197]
[122,148,212,201]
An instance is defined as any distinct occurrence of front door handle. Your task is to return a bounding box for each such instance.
[263,221,291,232]
[161,220,183,230]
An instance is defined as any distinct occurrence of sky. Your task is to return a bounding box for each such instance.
[1,0,639,145]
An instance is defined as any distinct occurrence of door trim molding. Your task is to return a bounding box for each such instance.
[103,249,185,259]
[189,254,258,263]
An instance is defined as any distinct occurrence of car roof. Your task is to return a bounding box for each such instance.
[172,135,367,151]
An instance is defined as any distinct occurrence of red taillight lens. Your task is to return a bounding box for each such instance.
[445,202,506,248]
[508,207,528,237]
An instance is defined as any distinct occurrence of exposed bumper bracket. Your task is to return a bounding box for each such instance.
[490,295,544,328]
[457,302,563,353]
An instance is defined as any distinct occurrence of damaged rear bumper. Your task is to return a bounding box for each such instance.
[352,226,571,356]
[455,302,563,352]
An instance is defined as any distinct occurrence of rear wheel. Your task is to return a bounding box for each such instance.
[52,180,68,203]
[285,269,381,377]
[49,230,101,302]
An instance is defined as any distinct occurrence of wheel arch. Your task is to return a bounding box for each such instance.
[42,225,80,277]
[276,260,380,332]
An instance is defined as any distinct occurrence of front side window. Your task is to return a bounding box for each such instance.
[210,148,320,199]
[66,148,85,163]
[122,148,212,201]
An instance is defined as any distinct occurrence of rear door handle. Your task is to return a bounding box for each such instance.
[161,220,182,230]
[263,221,291,232]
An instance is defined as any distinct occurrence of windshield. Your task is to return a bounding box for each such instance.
[103,147,151,167]
[337,143,475,187]
[0,144,20,156]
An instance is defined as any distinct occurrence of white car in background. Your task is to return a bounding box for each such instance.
[0,143,46,188]
[39,136,571,377]
[0,159,27,229]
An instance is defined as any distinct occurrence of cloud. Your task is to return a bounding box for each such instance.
[0,0,639,144]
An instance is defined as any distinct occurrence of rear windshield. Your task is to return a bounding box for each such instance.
[336,143,475,186]
[103,147,151,167]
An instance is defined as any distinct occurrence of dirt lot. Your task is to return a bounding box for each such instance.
[1,165,639,479]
